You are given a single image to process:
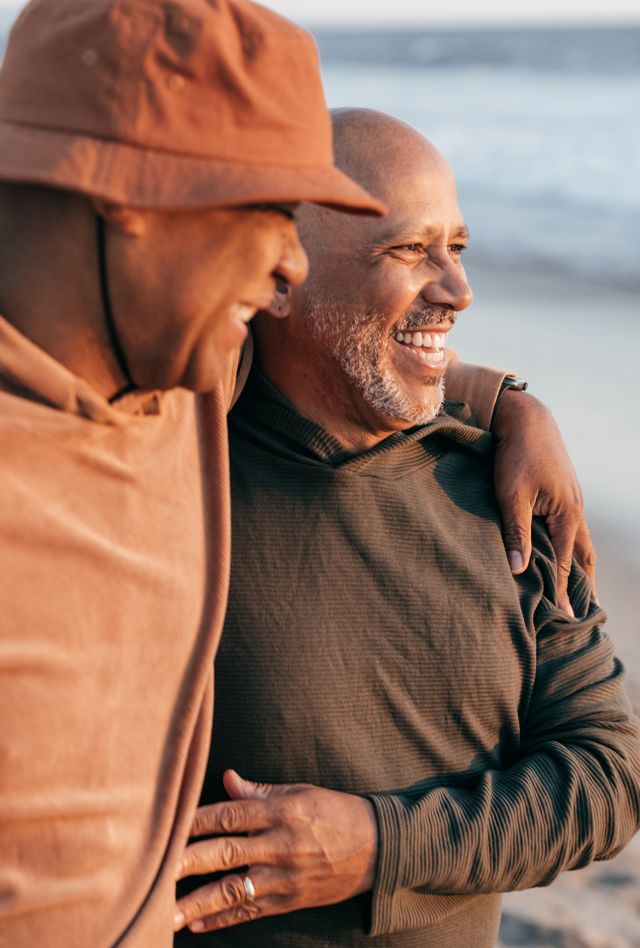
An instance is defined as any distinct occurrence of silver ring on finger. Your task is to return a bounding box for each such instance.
[242,875,256,901]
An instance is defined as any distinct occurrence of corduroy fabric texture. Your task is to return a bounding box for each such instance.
[177,367,640,948]
[0,314,233,948]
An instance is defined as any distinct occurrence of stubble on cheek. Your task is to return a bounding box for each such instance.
[301,297,444,424]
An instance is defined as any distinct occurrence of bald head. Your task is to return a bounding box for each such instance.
[330,108,452,205]
[294,109,456,259]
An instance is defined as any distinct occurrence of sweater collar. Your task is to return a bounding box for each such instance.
[232,365,492,469]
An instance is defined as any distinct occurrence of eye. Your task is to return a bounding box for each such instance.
[448,243,466,256]
[273,206,296,221]
[248,203,297,221]
[391,243,424,254]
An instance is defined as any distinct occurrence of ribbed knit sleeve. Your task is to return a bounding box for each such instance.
[366,557,640,937]
[445,358,510,431]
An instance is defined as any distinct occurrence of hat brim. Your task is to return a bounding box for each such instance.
[0,122,387,216]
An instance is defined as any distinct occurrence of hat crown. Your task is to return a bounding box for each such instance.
[0,0,333,166]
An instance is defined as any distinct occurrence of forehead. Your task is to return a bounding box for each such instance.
[374,160,466,242]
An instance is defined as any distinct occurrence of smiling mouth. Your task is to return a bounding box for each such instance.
[230,301,276,325]
[391,328,449,364]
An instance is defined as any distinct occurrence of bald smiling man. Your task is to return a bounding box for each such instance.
[174,110,640,947]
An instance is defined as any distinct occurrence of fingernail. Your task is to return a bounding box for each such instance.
[190,921,205,933]
[175,861,183,878]
[173,912,185,931]
[508,550,524,573]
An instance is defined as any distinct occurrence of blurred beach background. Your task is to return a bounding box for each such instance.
[2,1,639,944]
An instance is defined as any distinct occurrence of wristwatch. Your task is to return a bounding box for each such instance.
[491,375,528,427]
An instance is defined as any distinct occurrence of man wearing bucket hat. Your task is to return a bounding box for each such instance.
[0,3,386,946]
[0,1,594,946]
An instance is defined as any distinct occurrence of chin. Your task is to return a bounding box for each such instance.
[399,402,442,426]
[177,351,228,394]
[392,379,445,425]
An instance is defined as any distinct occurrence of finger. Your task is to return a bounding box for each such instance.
[177,832,268,881]
[174,868,270,931]
[187,898,266,934]
[190,798,273,838]
[497,494,534,574]
[224,769,276,801]
[545,514,578,618]
[573,518,598,603]
[223,769,305,802]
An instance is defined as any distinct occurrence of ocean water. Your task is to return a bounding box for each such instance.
[314,26,640,289]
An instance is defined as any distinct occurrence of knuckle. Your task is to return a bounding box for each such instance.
[252,780,273,796]
[237,902,262,923]
[283,870,302,898]
[218,804,243,834]
[221,876,246,909]
[219,837,242,869]
[502,524,528,547]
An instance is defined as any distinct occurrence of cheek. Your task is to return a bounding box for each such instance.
[355,269,423,319]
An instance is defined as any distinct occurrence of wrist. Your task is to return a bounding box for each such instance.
[490,375,528,429]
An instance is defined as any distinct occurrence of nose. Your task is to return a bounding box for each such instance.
[421,260,473,313]
[274,223,309,288]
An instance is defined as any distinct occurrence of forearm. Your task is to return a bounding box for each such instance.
[444,356,510,431]
[370,714,639,895]
[366,564,640,935]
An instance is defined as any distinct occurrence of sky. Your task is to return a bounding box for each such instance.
[1,0,640,24]
[261,0,640,25]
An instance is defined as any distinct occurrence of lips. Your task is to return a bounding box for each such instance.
[390,327,450,376]
[229,303,259,324]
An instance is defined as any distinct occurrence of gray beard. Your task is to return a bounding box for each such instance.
[301,297,448,425]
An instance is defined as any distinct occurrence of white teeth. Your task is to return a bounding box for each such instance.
[393,329,450,350]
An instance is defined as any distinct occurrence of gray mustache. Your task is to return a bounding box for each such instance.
[398,308,457,330]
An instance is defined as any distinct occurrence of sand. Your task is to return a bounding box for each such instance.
[458,261,640,947]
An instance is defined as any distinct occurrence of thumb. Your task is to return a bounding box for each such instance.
[223,768,293,801]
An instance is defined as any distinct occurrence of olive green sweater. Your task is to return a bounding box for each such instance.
[179,368,640,948]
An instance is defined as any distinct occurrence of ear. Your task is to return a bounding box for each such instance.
[264,279,291,319]
[91,199,146,237]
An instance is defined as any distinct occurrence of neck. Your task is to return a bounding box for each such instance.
[254,320,404,453]
[0,185,128,399]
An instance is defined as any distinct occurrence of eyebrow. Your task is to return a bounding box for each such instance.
[378,223,470,245]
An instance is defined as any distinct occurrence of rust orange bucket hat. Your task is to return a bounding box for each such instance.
[0,0,385,215]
